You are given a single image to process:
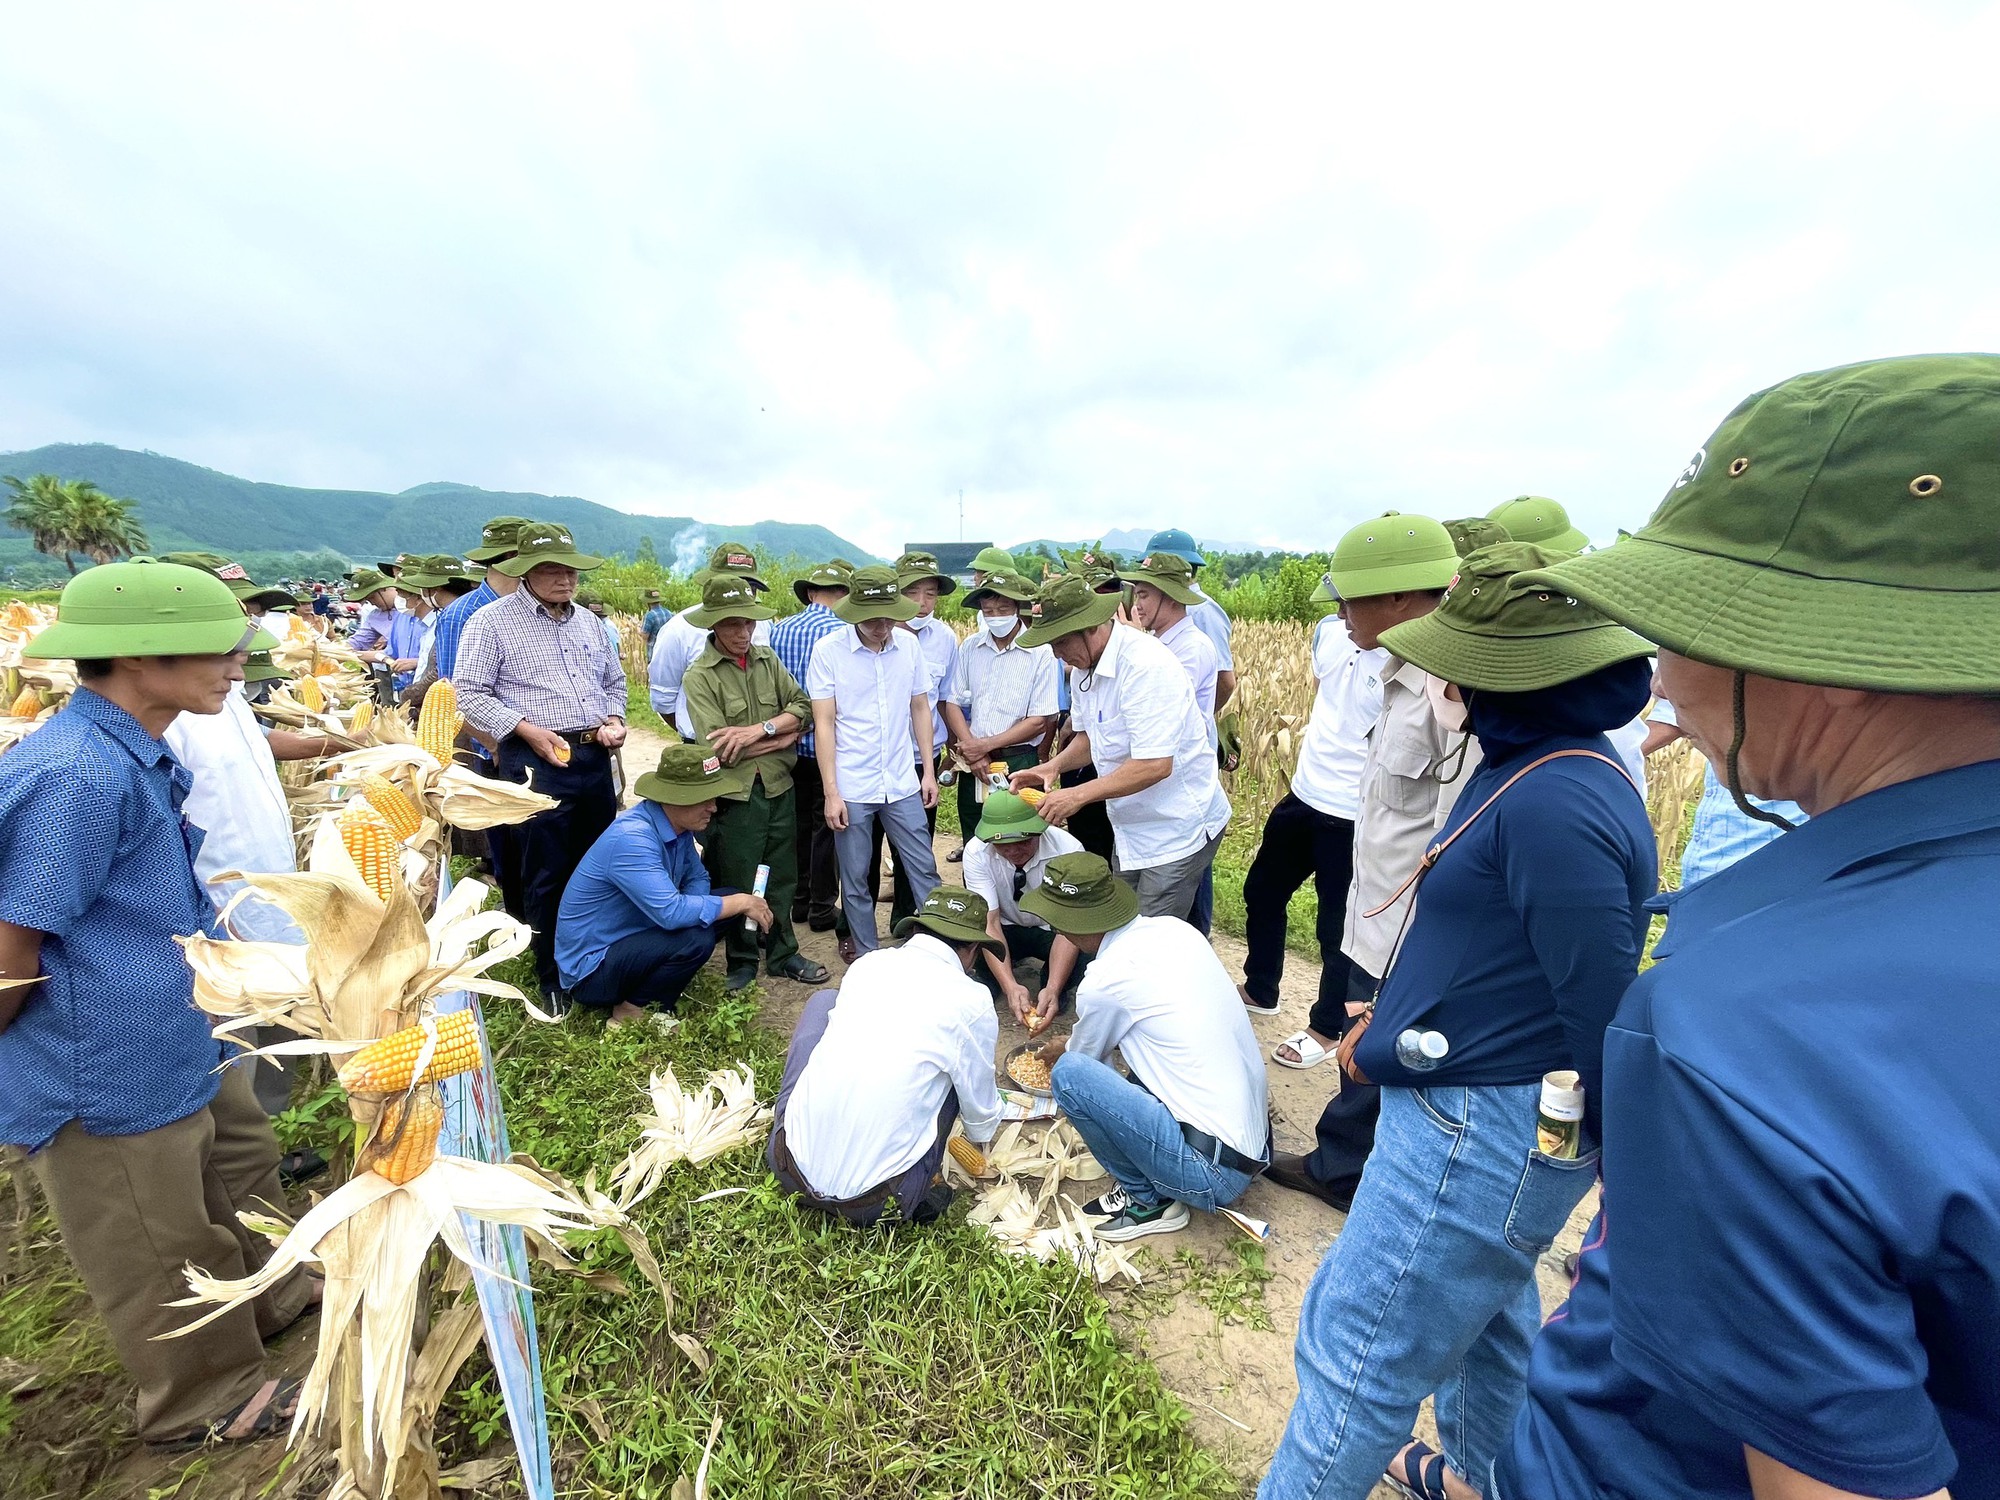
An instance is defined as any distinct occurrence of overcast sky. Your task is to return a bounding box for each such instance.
[4,2,1999,556]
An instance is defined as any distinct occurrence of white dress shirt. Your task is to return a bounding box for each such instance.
[164,688,302,944]
[961,826,1083,928]
[1070,623,1232,870]
[953,628,1060,744]
[1287,615,1389,821]
[806,625,929,804]
[1067,916,1268,1160]
[1155,615,1221,746]
[649,607,771,738]
[902,612,959,751]
[1189,592,1235,670]
[785,934,1004,1199]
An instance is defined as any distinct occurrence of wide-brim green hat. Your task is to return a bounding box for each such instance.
[892,885,1006,955]
[793,562,853,605]
[1017,852,1140,936]
[833,565,918,623]
[1019,573,1119,647]
[692,541,770,591]
[964,571,1038,609]
[494,522,604,576]
[974,789,1048,843]
[1445,517,1512,557]
[27,560,277,660]
[1329,512,1460,600]
[465,515,533,562]
[242,651,287,683]
[632,738,753,806]
[687,576,779,628]
[1379,542,1653,692]
[1487,496,1588,554]
[894,551,959,595]
[1116,552,1203,606]
[348,568,396,597]
[237,585,297,610]
[1519,355,2000,693]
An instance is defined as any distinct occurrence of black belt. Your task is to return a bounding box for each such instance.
[1181,1121,1271,1178]
[552,727,602,746]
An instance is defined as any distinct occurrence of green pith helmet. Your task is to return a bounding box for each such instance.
[832,565,918,624]
[969,545,1019,578]
[693,541,769,591]
[1486,496,1589,553]
[1522,354,2000,693]
[633,737,752,806]
[686,574,778,628]
[892,885,1006,954]
[1016,851,1141,935]
[964,570,1038,609]
[1444,517,1512,557]
[347,568,396,598]
[26,559,275,660]
[1116,551,1203,606]
[465,515,533,562]
[1327,512,1459,601]
[1019,572,1119,647]
[1379,542,1653,692]
[792,561,854,606]
[894,550,958,596]
[157,550,297,610]
[493,521,605,576]
[974,789,1048,844]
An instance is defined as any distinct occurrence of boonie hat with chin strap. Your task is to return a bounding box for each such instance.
[1487,496,1588,554]
[632,738,751,806]
[1117,551,1203,606]
[832,565,918,624]
[792,561,854,606]
[493,521,605,576]
[347,568,396,598]
[1521,353,2000,693]
[686,574,778,629]
[894,550,958,596]
[1017,852,1140,935]
[27,558,275,660]
[1327,512,1459,601]
[1019,572,1119,647]
[892,886,1006,955]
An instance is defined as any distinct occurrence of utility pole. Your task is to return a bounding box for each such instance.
[958,487,964,542]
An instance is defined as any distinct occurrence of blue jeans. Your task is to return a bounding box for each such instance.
[1049,1053,1253,1212]
[1260,1083,1598,1499]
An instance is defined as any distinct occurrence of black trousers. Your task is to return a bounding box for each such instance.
[495,738,619,995]
[570,924,722,1012]
[1304,966,1382,1203]
[790,756,841,927]
[1241,792,1357,1036]
[1059,762,1116,864]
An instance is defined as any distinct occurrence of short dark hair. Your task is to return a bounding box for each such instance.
[75,658,115,680]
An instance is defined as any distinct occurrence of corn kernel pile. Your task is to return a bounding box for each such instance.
[1008,1051,1053,1091]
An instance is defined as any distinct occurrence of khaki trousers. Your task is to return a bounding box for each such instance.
[31,1064,314,1440]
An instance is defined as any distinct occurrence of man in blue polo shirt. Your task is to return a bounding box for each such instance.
[1492,356,2000,1500]
[0,561,313,1450]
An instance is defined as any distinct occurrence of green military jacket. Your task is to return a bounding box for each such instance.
[681,642,813,799]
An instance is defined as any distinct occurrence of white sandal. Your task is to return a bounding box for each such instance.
[1272,1030,1330,1070]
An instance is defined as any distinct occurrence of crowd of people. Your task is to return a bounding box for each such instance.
[0,352,1994,1497]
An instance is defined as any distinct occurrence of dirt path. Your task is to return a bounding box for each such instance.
[619,724,1593,1493]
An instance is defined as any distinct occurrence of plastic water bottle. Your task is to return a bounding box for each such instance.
[1395,1029,1449,1072]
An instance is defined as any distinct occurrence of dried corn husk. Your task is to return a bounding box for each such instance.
[609,1065,772,1210]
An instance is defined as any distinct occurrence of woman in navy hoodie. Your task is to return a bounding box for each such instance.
[1261,543,1658,1500]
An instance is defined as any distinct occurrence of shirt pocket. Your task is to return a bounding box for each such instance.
[1503,1148,1601,1255]
[1374,729,1437,819]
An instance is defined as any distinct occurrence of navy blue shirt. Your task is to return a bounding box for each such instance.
[1354,732,1654,1132]
[1499,759,2000,1500]
[554,801,723,988]
[0,688,225,1149]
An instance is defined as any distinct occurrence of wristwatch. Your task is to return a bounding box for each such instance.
[762,719,777,737]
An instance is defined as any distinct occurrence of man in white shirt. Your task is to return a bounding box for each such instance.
[805,566,942,956]
[1142,527,1238,714]
[887,550,960,903]
[1012,574,1232,924]
[960,790,1088,1027]
[647,543,773,737]
[1023,853,1269,1243]
[1119,552,1221,740]
[941,570,1059,849]
[768,886,1006,1226]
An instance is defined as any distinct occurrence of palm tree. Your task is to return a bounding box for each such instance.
[2,474,148,573]
[2,473,78,571]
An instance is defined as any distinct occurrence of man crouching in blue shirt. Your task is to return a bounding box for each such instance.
[1488,358,2000,1500]
[554,741,773,1026]
[0,560,314,1450]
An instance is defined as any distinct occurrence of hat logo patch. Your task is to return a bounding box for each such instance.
[1675,448,1706,489]
[726,552,755,568]
[702,756,721,775]
[216,563,249,581]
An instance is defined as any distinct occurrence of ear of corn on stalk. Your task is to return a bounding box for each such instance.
[8,686,39,717]
[358,771,425,842]
[338,1010,482,1092]
[416,679,461,762]
[295,675,327,714]
[356,1086,444,1184]
[338,801,400,901]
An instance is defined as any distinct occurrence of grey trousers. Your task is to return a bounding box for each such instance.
[1115,828,1227,923]
[835,794,941,953]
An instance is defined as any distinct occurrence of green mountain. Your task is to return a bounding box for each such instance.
[0,444,878,575]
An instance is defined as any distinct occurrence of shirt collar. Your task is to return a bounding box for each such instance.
[1384,656,1430,693]
[639,800,693,849]
[901,931,963,968]
[69,686,174,769]
[1091,621,1134,678]
[846,624,892,653]
[522,591,574,623]
[1094,915,1141,955]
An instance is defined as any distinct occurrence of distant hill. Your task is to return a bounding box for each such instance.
[0,444,878,571]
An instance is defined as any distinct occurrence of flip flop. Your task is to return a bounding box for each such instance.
[1272,1031,1330,1070]
[148,1375,304,1452]
[1238,983,1280,1016]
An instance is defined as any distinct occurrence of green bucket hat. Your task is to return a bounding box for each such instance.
[632,738,751,806]
[1016,852,1140,936]
[1117,551,1203,606]
[465,515,533,562]
[692,541,769,591]
[894,550,958,595]
[970,546,1019,578]
[1379,542,1653,692]
[792,561,854,606]
[1019,572,1120,647]
[1520,353,2000,693]
[26,559,276,660]
[347,568,396,598]
[892,885,1006,954]
[686,574,778,628]
[1073,549,1122,589]
[832,565,918,624]
[157,551,298,611]
[1486,496,1589,554]
[1327,512,1459,601]
[393,553,462,589]
[242,651,287,683]
[974,790,1048,844]
[1444,517,1512,557]
[493,521,604,576]
[964,570,1038,609]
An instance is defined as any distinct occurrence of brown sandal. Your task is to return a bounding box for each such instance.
[147,1375,303,1452]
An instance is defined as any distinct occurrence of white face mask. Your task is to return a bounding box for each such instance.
[1425,673,1469,733]
[979,611,1020,639]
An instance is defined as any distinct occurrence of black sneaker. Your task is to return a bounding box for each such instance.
[1095,1199,1190,1242]
[724,964,759,994]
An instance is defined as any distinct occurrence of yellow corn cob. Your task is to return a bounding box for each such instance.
[295,676,327,714]
[348,699,374,737]
[356,1088,444,1185]
[8,686,39,718]
[358,772,424,842]
[1017,786,1045,808]
[338,802,400,901]
[338,1010,481,1093]
[313,656,337,677]
[549,739,571,766]
[946,1135,989,1179]
[416,679,461,762]
[3,601,36,628]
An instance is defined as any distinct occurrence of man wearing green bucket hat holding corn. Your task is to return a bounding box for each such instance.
[1494,356,2000,1500]
[0,560,315,1450]
[960,789,1089,1024]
